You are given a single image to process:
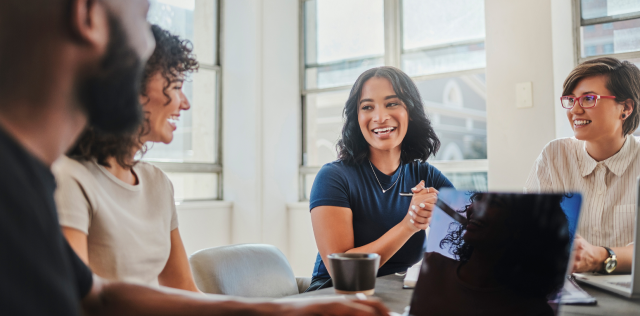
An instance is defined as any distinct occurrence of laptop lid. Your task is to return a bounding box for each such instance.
[408,189,582,316]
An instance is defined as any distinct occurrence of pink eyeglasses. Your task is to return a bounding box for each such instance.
[560,94,616,109]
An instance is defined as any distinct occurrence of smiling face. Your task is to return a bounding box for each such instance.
[566,75,628,142]
[358,77,409,154]
[140,72,190,144]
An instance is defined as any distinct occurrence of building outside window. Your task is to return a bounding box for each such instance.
[145,0,222,201]
[300,0,488,200]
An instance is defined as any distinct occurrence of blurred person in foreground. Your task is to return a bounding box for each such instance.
[0,0,387,315]
[410,193,570,316]
[525,57,640,274]
[54,24,200,292]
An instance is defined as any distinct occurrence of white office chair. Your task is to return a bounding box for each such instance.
[189,244,311,298]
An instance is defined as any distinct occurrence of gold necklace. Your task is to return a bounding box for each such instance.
[368,160,402,193]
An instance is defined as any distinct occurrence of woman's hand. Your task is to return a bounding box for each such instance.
[571,234,608,273]
[402,181,438,233]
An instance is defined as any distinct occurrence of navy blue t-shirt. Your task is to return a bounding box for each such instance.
[310,160,453,279]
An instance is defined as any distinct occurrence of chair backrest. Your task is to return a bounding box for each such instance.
[189,244,300,298]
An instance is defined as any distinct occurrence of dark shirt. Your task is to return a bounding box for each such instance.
[409,252,553,316]
[310,160,453,279]
[0,127,93,315]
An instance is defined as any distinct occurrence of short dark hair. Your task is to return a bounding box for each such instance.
[69,25,199,168]
[441,193,571,299]
[336,67,440,164]
[563,57,640,135]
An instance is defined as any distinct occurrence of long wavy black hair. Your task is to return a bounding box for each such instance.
[336,67,440,164]
[68,24,199,169]
[440,193,571,299]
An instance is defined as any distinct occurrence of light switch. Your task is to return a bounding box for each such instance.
[516,82,533,108]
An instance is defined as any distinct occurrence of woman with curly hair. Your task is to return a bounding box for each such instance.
[52,25,200,291]
[410,193,571,315]
[306,66,453,292]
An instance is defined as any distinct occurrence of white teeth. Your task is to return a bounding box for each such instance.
[167,115,179,125]
[574,120,591,126]
[373,127,396,133]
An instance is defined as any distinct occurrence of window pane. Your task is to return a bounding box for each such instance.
[148,0,217,65]
[305,0,384,65]
[304,89,350,167]
[442,172,488,191]
[581,0,640,20]
[305,57,384,90]
[401,0,486,76]
[581,18,640,57]
[304,0,384,89]
[402,43,486,77]
[402,0,485,50]
[144,69,218,163]
[165,172,218,201]
[415,74,487,161]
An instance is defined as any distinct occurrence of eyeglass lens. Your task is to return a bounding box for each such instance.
[562,95,596,109]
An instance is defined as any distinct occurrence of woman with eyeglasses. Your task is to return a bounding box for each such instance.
[305,67,453,292]
[525,57,640,274]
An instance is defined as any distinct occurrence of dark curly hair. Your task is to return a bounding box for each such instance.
[336,66,440,164]
[440,193,571,299]
[69,24,199,168]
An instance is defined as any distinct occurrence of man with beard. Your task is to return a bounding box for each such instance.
[0,1,388,315]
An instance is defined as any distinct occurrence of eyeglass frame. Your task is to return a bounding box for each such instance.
[560,94,617,109]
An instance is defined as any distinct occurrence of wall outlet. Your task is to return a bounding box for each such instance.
[516,82,533,108]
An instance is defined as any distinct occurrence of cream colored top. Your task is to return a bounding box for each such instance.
[524,135,640,248]
[53,156,178,286]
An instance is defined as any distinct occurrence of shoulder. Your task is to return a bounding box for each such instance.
[316,161,355,179]
[52,156,96,186]
[541,137,581,155]
[134,161,172,184]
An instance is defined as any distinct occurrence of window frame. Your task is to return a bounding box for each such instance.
[572,0,640,64]
[146,0,224,201]
[298,0,488,200]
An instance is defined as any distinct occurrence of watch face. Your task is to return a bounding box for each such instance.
[605,259,618,274]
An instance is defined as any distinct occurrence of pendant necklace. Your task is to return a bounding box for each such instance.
[368,160,402,193]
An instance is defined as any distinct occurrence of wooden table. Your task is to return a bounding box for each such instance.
[292,274,640,315]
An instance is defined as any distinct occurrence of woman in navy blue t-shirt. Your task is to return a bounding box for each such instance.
[306,66,453,292]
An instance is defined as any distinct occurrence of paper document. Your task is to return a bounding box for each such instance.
[557,276,597,305]
[403,261,422,288]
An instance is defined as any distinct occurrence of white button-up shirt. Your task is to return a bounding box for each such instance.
[524,135,640,248]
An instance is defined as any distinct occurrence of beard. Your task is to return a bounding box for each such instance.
[77,13,145,134]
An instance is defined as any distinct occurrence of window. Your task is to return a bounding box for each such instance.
[576,0,640,60]
[145,0,221,201]
[300,0,488,200]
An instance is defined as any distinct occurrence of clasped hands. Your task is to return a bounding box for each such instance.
[403,180,438,232]
[571,234,608,273]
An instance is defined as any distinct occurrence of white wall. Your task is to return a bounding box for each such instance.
[485,0,575,191]
[220,0,305,272]
[177,201,232,256]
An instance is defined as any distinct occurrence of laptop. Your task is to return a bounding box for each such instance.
[572,178,640,298]
[406,189,583,316]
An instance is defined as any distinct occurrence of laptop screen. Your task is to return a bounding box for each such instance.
[409,189,582,316]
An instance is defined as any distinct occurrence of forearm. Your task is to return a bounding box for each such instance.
[345,222,416,267]
[83,281,281,316]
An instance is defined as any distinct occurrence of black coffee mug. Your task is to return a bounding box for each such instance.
[328,253,380,295]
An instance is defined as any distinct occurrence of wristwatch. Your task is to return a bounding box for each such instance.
[601,247,617,274]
